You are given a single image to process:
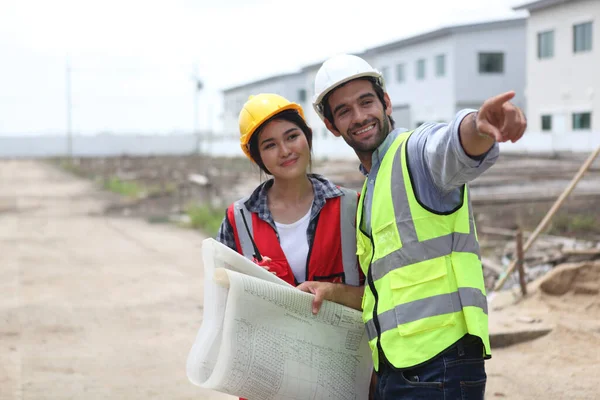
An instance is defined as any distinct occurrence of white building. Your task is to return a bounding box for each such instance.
[222,18,527,159]
[364,18,527,131]
[510,0,599,153]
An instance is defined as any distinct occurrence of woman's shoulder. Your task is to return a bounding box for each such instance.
[227,179,272,213]
[308,174,358,199]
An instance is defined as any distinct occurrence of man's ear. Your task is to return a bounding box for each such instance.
[383,93,393,117]
[324,118,341,137]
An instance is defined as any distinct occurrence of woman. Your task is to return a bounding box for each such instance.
[216,93,376,400]
[216,93,363,287]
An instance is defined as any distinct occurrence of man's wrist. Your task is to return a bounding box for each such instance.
[332,283,345,304]
[473,111,496,142]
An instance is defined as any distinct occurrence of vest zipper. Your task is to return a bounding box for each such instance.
[360,218,390,368]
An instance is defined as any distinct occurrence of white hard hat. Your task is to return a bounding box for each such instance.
[312,54,385,121]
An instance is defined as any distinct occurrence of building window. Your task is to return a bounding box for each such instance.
[478,52,504,73]
[541,115,552,131]
[572,112,592,130]
[396,63,405,83]
[435,54,446,77]
[381,66,390,83]
[416,59,426,80]
[297,89,307,103]
[537,31,554,59]
[574,22,593,53]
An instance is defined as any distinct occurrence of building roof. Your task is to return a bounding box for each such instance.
[222,72,302,94]
[365,17,526,54]
[513,0,576,12]
[223,17,526,93]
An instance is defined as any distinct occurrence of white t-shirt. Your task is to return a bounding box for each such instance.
[274,206,312,283]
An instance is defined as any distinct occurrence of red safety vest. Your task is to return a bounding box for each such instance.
[226,186,361,287]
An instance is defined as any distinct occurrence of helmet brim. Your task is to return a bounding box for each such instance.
[240,103,305,159]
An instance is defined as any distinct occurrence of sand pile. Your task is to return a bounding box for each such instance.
[485,261,600,399]
[538,260,600,296]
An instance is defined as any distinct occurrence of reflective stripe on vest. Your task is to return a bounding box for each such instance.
[365,287,488,341]
[357,131,490,370]
[232,188,360,286]
[231,196,255,261]
[338,186,359,286]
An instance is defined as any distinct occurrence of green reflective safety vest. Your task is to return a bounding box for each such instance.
[357,130,491,371]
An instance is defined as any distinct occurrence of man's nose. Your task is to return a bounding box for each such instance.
[352,106,369,126]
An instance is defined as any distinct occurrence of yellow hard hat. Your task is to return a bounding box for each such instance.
[238,93,305,160]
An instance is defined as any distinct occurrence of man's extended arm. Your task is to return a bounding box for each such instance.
[460,91,526,156]
[409,91,526,196]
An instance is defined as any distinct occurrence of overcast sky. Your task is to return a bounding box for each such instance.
[0,0,528,135]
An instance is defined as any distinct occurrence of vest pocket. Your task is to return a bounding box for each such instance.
[372,221,400,259]
[389,256,455,337]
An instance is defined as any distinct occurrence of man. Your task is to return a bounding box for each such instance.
[297,54,526,399]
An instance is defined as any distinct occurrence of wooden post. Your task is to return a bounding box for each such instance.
[494,145,600,291]
[515,227,527,296]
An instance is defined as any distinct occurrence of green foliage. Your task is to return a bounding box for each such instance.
[103,177,143,198]
[185,204,225,237]
[550,213,600,235]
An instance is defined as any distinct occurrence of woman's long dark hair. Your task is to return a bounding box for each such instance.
[248,109,313,175]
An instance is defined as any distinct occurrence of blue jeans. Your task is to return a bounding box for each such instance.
[375,335,487,400]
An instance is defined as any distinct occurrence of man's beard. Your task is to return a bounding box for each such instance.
[342,114,391,153]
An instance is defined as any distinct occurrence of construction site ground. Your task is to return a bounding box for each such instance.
[1,154,599,399]
[53,152,600,239]
[0,160,234,400]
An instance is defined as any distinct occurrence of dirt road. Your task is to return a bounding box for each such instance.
[0,160,233,399]
[2,160,598,400]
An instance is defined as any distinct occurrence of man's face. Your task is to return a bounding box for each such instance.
[324,79,392,154]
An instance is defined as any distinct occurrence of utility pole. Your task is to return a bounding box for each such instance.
[192,64,203,155]
[207,101,212,157]
[66,57,73,159]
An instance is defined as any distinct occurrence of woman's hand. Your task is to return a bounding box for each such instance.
[253,256,275,275]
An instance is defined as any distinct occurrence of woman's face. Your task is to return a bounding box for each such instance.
[257,119,310,180]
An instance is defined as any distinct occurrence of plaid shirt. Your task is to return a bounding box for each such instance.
[216,174,345,251]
